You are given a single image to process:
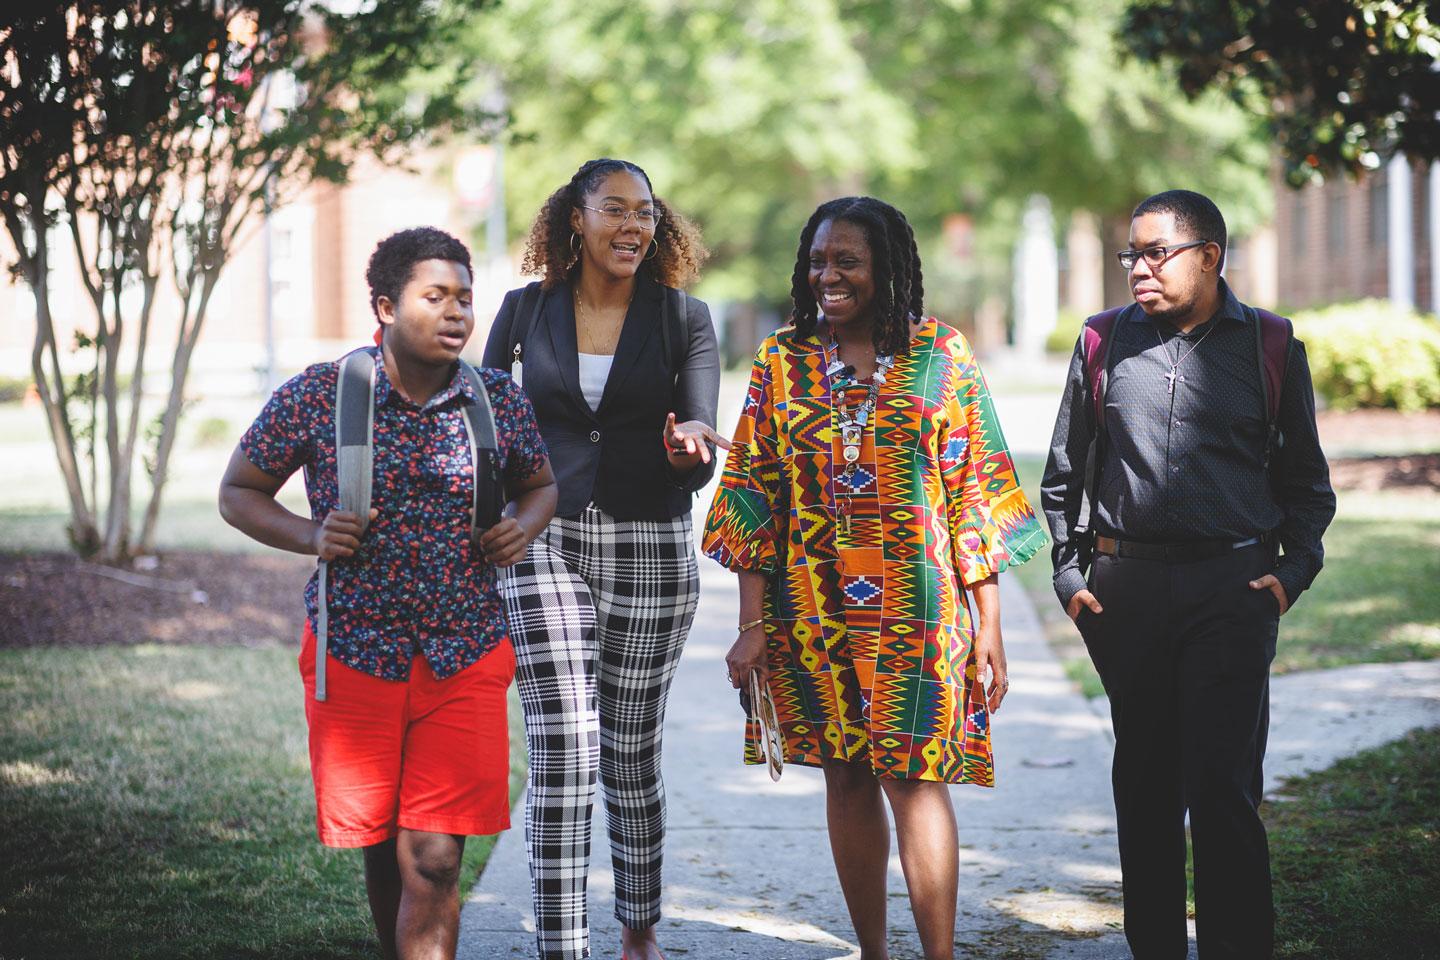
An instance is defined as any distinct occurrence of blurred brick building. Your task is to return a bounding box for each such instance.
[0,150,517,396]
[1272,156,1438,313]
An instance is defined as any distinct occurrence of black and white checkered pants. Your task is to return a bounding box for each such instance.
[503,504,698,960]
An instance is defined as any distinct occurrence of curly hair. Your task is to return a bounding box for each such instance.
[365,226,473,319]
[789,197,924,357]
[520,158,707,291]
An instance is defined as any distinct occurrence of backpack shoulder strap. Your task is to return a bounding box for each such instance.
[509,281,547,375]
[1246,305,1293,469]
[334,347,378,530]
[458,362,503,542]
[1251,306,1292,423]
[318,346,378,702]
[1082,305,1128,431]
[661,286,689,385]
[1076,305,1129,544]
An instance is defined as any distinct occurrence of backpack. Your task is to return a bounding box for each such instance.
[507,281,691,389]
[1075,302,1293,555]
[313,347,504,701]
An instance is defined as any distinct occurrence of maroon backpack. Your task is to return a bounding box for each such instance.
[1076,303,1293,543]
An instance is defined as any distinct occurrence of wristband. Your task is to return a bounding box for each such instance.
[738,617,764,634]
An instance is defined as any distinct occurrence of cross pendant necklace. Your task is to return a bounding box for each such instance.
[1156,323,1215,395]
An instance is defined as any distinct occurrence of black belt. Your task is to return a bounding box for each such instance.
[1094,532,1268,563]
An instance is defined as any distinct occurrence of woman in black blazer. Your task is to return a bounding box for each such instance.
[482,158,723,960]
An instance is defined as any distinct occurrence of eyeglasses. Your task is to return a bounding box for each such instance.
[580,204,661,229]
[1116,239,1209,270]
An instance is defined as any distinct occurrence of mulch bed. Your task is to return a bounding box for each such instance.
[1316,407,1440,453]
[2,407,1436,649]
[0,551,314,649]
[1327,452,1440,491]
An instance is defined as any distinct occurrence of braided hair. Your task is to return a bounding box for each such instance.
[521,158,708,291]
[789,197,925,357]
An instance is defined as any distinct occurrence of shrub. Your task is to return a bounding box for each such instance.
[1045,307,1087,355]
[191,415,233,448]
[0,375,33,404]
[1291,300,1440,412]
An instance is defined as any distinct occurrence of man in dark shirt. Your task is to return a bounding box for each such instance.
[1042,190,1335,959]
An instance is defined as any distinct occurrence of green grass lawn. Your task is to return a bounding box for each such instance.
[0,400,534,957]
[0,644,525,960]
[1268,727,1440,958]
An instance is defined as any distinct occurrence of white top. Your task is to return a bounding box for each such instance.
[577,352,614,412]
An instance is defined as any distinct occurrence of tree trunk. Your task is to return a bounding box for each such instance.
[109,270,159,560]
[138,273,215,552]
[24,210,98,553]
[1101,211,1135,311]
[100,271,126,562]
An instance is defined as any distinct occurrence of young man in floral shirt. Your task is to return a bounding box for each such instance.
[220,227,556,960]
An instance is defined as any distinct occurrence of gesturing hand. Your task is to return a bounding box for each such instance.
[663,412,733,464]
[313,508,378,561]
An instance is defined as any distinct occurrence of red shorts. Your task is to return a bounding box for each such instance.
[298,623,515,847]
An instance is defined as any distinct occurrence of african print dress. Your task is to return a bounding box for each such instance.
[701,319,1047,785]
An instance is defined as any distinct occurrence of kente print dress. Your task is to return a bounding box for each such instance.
[702,319,1047,784]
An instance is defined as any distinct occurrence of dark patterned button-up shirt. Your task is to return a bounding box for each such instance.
[1042,281,1336,608]
[240,357,548,681]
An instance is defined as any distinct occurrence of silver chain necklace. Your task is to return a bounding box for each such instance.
[1155,322,1215,395]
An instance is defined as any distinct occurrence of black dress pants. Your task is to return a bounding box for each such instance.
[1076,543,1279,960]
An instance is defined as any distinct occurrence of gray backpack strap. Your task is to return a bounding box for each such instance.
[459,362,504,542]
[316,347,377,702]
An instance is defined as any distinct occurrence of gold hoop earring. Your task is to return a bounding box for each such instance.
[570,232,582,254]
[644,238,659,261]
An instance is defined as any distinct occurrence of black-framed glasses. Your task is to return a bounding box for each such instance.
[580,204,661,229]
[1116,239,1209,270]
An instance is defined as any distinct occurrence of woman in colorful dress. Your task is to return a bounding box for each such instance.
[482,158,722,960]
[702,196,1047,960]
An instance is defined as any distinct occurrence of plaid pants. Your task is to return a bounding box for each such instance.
[503,504,698,960]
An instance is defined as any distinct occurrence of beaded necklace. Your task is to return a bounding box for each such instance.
[822,332,893,534]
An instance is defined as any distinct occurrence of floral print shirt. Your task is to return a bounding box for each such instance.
[240,355,548,681]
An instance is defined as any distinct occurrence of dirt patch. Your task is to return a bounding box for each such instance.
[1316,408,1440,453]
[1328,453,1440,493]
[0,551,314,648]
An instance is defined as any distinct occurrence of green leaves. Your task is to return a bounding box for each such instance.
[1122,0,1440,184]
[473,0,1271,305]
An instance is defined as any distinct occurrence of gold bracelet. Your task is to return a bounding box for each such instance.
[738,617,764,633]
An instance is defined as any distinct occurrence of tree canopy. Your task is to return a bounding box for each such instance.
[474,0,1272,306]
[1123,0,1440,184]
[0,0,491,560]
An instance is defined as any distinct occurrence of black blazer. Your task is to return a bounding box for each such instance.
[482,272,721,521]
